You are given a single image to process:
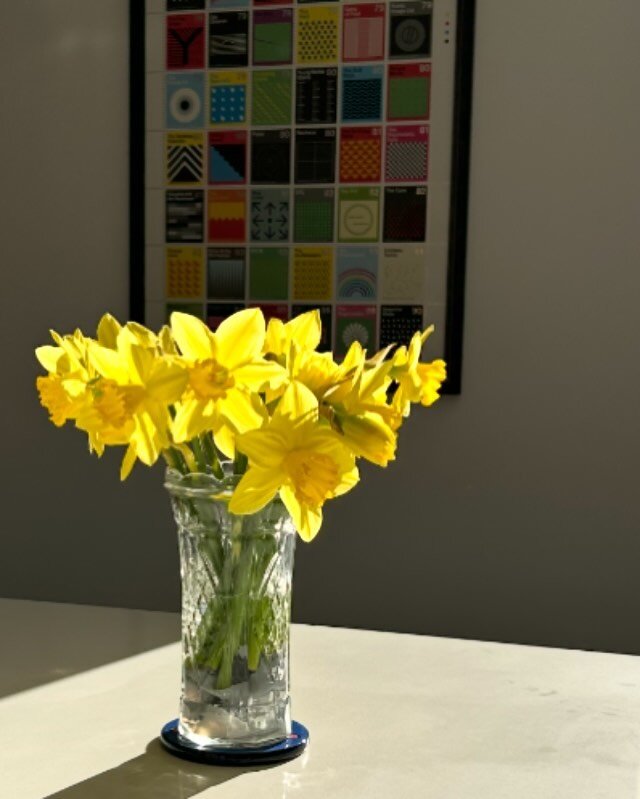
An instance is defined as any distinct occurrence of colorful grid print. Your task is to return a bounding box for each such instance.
[166,190,204,242]
[167,132,204,185]
[383,187,427,242]
[296,7,339,64]
[379,304,423,349]
[166,246,204,298]
[251,188,290,242]
[209,71,247,124]
[385,125,429,182]
[208,130,246,185]
[209,12,249,68]
[294,189,334,243]
[249,247,289,300]
[340,127,382,183]
[207,247,245,299]
[251,130,291,184]
[381,246,425,301]
[166,14,205,70]
[156,0,439,354]
[389,1,432,60]
[207,247,246,300]
[251,69,292,126]
[336,305,377,357]
[296,68,337,125]
[166,73,205,129]
[343,4,385,62]
[387,63,431,121]
[253,9,293,66]
[342,66,383,123]
[208,189,246,242]
[295,128,336,184]
[293,247,333,301]
[337,247,378,300]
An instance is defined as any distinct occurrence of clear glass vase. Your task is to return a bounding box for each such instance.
[165,468,296,749]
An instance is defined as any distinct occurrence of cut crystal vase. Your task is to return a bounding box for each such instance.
[165,468,297,750]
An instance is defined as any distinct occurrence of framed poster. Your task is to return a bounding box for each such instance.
[130,0,475,393]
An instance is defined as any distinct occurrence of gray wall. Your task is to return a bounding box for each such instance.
[2,1,640,653]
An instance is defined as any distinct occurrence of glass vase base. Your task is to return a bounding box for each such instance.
[160,719,309,766]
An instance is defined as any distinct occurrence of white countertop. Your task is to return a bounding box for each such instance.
[1,599,640,798]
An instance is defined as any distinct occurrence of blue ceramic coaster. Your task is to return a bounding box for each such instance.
[159,719,309,766]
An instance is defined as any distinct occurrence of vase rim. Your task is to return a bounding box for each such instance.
[164,466,241,499]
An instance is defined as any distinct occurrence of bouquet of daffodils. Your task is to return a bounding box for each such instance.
[37,308,445,708]
[36,308,445,540]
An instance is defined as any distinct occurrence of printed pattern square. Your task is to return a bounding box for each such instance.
[293,189,334,242]
[343,4,385,62]
[383,187,427,242]
[296,7,339,64]
[209,11,249,68]
[251,70,292,125]
[339,127,382,183]
[166,246,204,298]
[342,66,383,122]
[384,125,429,182]
[207,247,245,299]
[251,188,290,242]
[209,72,247,124]
[208,189,246,242]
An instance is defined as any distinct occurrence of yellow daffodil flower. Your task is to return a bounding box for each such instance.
[170,309,286,447]
[390,327,447,415]
[229,382,359,541]
[84,327,188,477]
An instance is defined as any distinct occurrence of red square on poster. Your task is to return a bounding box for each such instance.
[166,14,205,70]
[343,4,385,62]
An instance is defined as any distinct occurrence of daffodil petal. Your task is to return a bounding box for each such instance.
[280,485,322,542]
[89,343,130,383]
[131,412,160,466]
[120,443,137,481]
[171,312,213,361]
[332,465,360,498]
[275,381,318,423]
[229,467,284,515]
[146,359,187,403]
[215,308,265,369]
[213,425,236,459]
[218,389,264,433]
[96,314,122,349]
[286,310,321,351]
[236,428,288,468]
[172,398,214,443]
[233,361,287,391]
[35,346,65,373]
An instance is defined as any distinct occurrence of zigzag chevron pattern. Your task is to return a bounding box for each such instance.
[167,145,203,184]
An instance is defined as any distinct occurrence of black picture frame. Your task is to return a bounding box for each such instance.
[128,0,475,394]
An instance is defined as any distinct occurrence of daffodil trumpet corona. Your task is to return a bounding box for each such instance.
[36,308,445,541]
